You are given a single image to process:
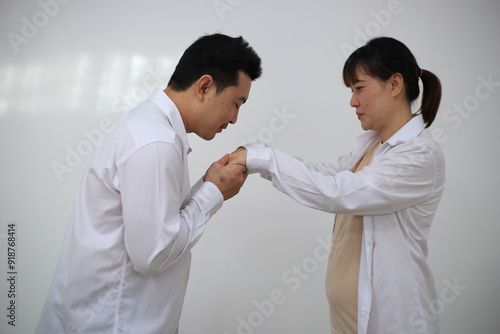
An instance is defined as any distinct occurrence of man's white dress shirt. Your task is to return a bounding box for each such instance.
[244,115,445,334]
[35,89,223,334]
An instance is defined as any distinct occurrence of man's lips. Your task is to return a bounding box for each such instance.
[356,112,364,119]
[217,124,229,133]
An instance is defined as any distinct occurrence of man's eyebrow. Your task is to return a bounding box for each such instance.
[239,97,247,104]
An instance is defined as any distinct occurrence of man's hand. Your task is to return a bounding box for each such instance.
[204,154,247,200]
[228,147,247,166]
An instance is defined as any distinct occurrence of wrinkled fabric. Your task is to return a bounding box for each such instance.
[245,115,445,334]
[36,89,223,334]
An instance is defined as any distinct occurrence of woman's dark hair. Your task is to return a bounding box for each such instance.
[168,33,262,93]
[343,37,441,128]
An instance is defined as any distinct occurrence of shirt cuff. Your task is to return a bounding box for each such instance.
[243,141,272,176]
[191,178,224,220]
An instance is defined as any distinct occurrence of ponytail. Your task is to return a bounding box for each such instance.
[419,69,442,128]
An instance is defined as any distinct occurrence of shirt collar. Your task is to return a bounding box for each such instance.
[354,114,425,160]
[147,88,192,154]
[385,114,425,147]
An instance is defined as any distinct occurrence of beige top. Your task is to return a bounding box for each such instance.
[326,141,381,334]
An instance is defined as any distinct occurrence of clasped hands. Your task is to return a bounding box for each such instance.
[204,148,248,200]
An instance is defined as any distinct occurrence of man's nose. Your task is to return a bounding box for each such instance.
[229,110,239,124]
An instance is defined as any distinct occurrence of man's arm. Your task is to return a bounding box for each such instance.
[120,145,247,276]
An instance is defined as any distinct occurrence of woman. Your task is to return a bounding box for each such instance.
[231,37,445,333]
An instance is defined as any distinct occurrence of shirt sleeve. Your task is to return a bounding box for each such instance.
[119,142,223,276]
[244,140,443,216]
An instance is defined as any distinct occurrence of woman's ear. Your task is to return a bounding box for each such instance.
[390,72,405,97]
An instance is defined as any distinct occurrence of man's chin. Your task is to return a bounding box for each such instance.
[199,132,217,141]
[195,127,221,141]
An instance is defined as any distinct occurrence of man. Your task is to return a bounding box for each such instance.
[35,33,262,334]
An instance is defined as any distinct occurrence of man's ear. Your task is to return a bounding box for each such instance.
[195,75,215,101]
[390,72,405,97]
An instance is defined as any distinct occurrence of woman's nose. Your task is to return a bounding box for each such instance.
[350,94,359,108]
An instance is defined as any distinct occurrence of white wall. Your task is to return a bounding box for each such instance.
[1,0,499,333]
